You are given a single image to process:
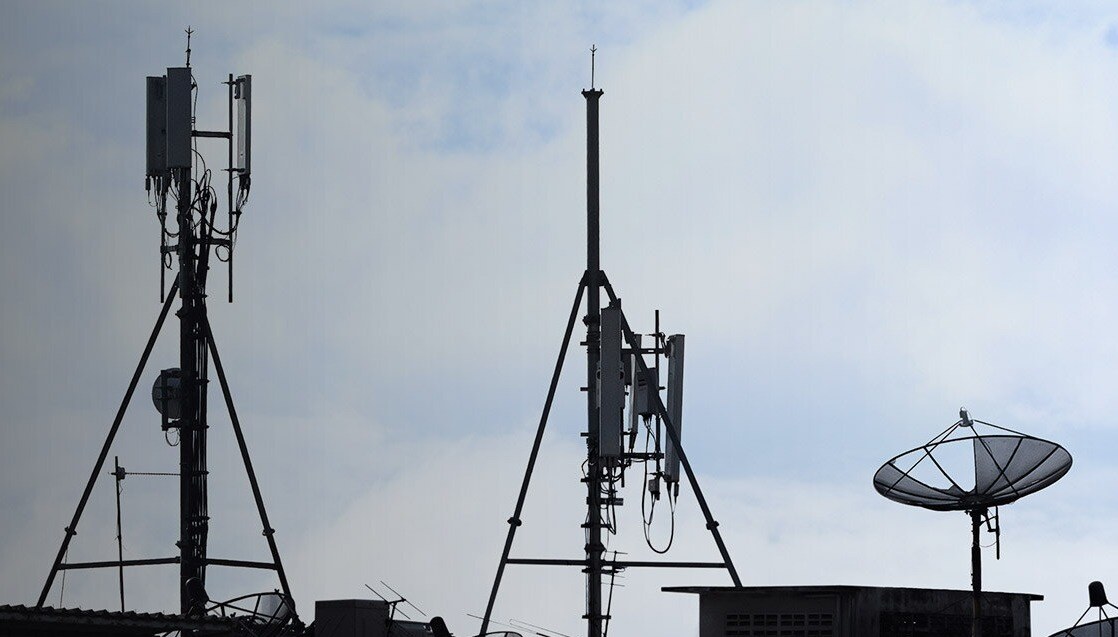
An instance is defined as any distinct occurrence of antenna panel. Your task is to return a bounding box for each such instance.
[664,334,685,482]
[145,77,167,176]
[623,333,639,386]
[235,75,251,176]
[598,305,624,458]
[165,67,192,169]
[629,335,659,434]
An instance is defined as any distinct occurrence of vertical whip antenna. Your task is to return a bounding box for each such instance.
[185,26,194,67]
[590,45,597,90]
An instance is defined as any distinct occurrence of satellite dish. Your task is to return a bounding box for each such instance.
[1048,582,1118,637]
[874,409,1072,511]
[1051,620,1118,637]
[874,409,1071,637]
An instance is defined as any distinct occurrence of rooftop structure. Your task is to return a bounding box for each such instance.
[665,585,1043,637]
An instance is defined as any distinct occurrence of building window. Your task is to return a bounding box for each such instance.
[725,612,834,636]
[879,611,1012,637]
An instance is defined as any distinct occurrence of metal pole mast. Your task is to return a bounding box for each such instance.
[582,85,604,637]
[175,157,207,615]
[971,508,984,637]
[113,457,125,612]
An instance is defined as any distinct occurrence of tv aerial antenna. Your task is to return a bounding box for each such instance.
[35,33,298,631]
[478,47,741,637]
[874,408,1071,637]
[365,581,426,623]
[466,613,526,637]
[510,619,575,637]
[1049,581,1118,636]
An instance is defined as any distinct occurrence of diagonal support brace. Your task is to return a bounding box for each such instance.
[480,274,588,636]
[37,279,180,608]
[203,315,299,624]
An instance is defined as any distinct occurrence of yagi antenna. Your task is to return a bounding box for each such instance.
[365,582,421,621]
[467,613,530,635]
[510,618,574,637]
[364,583,387,602]
[381,580,426,617]
[365,584,410,621]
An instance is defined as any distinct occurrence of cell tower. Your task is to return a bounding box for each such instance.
[479,50,741,637]
[35,35,300,632]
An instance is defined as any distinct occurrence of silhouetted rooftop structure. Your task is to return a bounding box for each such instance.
[664,585,1042,637]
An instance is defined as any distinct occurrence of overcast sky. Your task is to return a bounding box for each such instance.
[3,2,1118,636]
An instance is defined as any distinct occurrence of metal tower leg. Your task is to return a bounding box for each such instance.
[36,279,180,608]
[480,275,587,636]
[203,318,297,617]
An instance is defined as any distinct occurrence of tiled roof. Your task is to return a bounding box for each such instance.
[0,604,243,635]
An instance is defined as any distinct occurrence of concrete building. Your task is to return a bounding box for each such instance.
[663,585,1042,637]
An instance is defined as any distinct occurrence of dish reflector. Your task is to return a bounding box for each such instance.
[874,415,1071,511]
[1049,619,1118,637]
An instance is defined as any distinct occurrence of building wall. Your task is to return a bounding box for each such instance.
[685,586,1036,637]
[699,590,847,637]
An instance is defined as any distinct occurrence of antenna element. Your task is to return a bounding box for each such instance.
[590,45,597,89]
[185,26,194,67]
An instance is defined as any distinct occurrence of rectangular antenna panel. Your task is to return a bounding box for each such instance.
[627,334,641,433]
[598,305,624,459]
[664,334,685,483]
[165,67,192,169]
[145,76,167,176]
[623,333,638,387]
[629,336,659,433]
[235,75,251,176]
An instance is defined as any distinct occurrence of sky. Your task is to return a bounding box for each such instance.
[2,1,1118,635]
